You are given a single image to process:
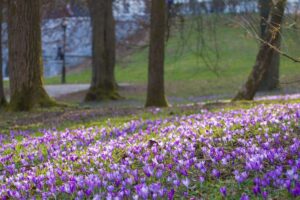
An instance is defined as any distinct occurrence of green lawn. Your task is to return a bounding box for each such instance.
[44,15,300,99]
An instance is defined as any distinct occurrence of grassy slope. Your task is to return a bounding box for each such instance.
[45,15,300,99]
[1,99,300,199]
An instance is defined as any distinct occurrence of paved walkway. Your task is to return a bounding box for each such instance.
[45,83,131,98]
[7,82,300,102]
[45,84,90,98]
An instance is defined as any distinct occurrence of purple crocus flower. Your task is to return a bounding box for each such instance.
[141,185,149,199]
[234,171,248,183]
[292,183,300,197]
[262,191,268,200]
[156,169,163,178]
[240,194,250,200]
[143,165,154,177]
[135,184,149,199]
[296,111,300,119]
[197,176,204,184]
[107,185,114,193]
[168,189,175,200]
[85,189,92,197]
[182,177,190,188]
[220,186,227,197]
[149,183,161,192]
[212,169,221,179]
[253,185,261,196]
[180,169,188,176]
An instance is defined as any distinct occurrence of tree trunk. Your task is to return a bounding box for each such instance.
[85,0,120,101]
[233,0,286,101]
[8,0,55,111]
[258,0,280,91]
[0,0,6,107]
[145,0,168,107]
[259,0,271,36]
[258,38,280,90]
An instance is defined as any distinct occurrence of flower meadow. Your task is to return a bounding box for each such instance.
[0,103,300,199]
[255,93,300,101]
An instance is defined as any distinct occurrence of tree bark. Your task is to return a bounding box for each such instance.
[0,0,6,107]
[85,0,121,101]
[145,0,168,107]
[233,0,286,101]
[258,0,280,91]
[8,0,55,111]
[259,0,272,36]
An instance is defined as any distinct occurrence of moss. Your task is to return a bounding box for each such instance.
[9,85,57,111]
[145,96,169,108]
[85,86,123,102]
[0,97,7,108]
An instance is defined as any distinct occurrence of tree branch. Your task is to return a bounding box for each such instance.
[254,33,300,63]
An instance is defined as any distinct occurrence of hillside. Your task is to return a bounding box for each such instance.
[45,15,300,101]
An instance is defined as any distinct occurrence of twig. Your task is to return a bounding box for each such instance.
[255,34,300,63]
[281,79,300,84]
[229,17,300,63]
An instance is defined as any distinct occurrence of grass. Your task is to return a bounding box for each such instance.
[1,96,300,135]
[44,14,300,99]
[2,14,300,134]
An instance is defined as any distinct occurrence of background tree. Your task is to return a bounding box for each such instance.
[145,0,168,107]
[233,0,286,101]
[85,0,121,101]
[258,0,280,91]
[8,0,55,111]
[0,0,6,107]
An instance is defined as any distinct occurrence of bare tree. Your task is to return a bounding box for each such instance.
[145,0,168,107]
[8,0,55,111]
[85,0,121,101]
[233,0,287,101]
